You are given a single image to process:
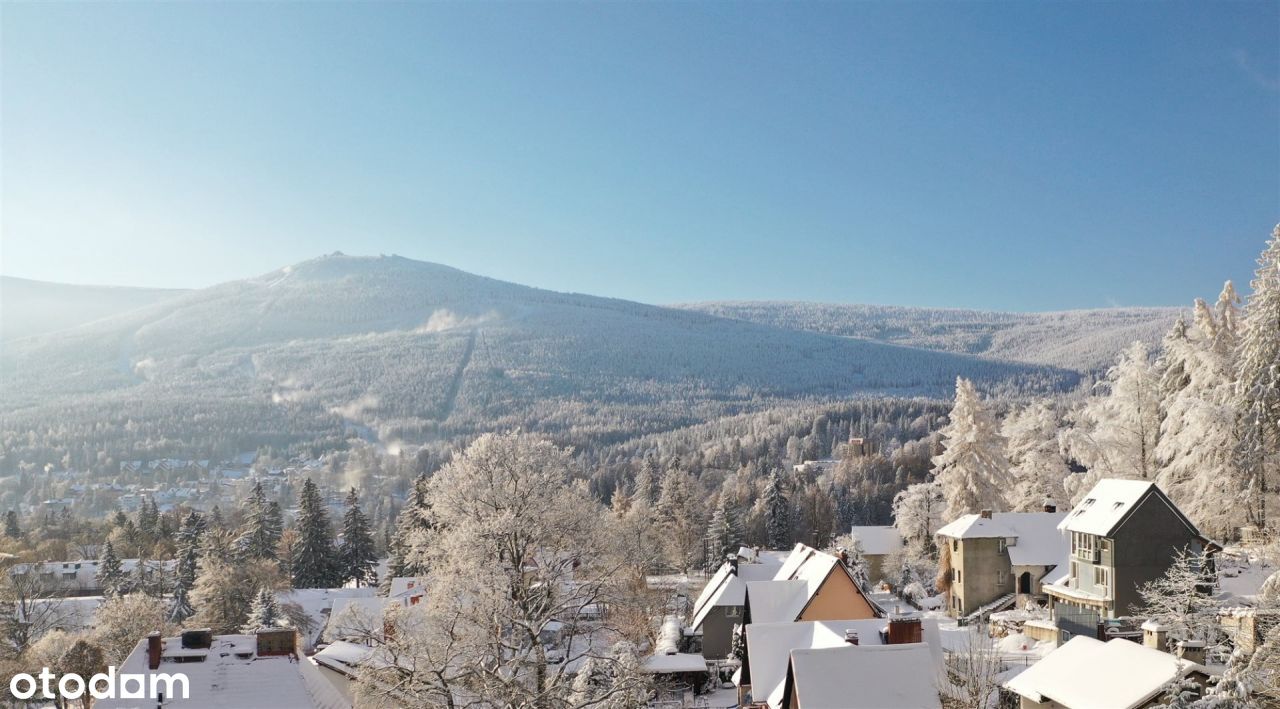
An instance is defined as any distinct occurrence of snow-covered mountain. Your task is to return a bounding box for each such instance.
[675,301,1182,373]
[0,254,1076,453]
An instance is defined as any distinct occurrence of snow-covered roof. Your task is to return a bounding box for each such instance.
[848,526,903,556]
[276,588,377,650]
[935,512,1068,568]
[745,618,943,709]
[786,643,942,709]
[314,640,375,676]
[387,576,424,599]
[642,652,709,674]
[1058,479,1200,538]
[1004,636,1205,709]
[14,596,104,630]
[690,557,787,630]
[746,580,812,624]
[96,633,350,709]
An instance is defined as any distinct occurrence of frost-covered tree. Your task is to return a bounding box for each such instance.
[656,467,705,573]
[92,593,175,665]
[339,488,379,588]
[235,481,281,560]
[1156,290,1242,539]
[383,473,433,591]
[1065,341,1163,501]
[704,489,740,572]
[763,470,790,549]
[1237,227,1280,531]
[932,377,1011,517]
[1002,400,1070,512]
[292,477,339,588]
[1137,547,1220,647]
[4,510,19,538]
[892,480,944,556]
[172,511,204,621]
[387,431,648,706]
[243,587,284,631]
[97,540,125,598]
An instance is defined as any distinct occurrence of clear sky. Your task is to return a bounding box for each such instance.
[2,1,1277,311]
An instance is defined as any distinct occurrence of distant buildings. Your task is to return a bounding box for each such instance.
[847,525,903,584]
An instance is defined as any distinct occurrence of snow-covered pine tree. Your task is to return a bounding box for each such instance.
[242,587,283,632]
[292,478,339,588]
[235,481,281,560]
[384,473,434,592]
[704,489,740,571]
[1002,400,1070,512]
[171,512,205,622]
[1237,227,1280,531]
[763,470,790,549]
[98,540,125,597]
[339,487,379,588]
[656,467,705,573]
[932,377,1011,517]
[4,510,19,538]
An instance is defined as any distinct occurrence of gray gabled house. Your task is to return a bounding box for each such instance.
[1044,479,1220,643]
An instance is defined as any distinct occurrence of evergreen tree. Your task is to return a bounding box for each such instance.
[384,473,434,590]
[704,490,740,571]
[172,512,205,623]
[1237,227,1280,531]
[933,377,1011,517]
[98,540,125,598]
[242,587,283,631]
[763,471,790,549]
[137,496,158,543]
[292,478,338,588]
[339,488,379,587]
[655,468,705,573]
[236,482,281,560]
[4,510,19,538]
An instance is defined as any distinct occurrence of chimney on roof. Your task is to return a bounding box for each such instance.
[727,555,739,576]
[1176,640,1206,665]
[1043,498,1057,513]
[147,632,162,670]
[887,614,923,645]
[837,548,849,567]
[980,509,993,519]
[843,630,859,645]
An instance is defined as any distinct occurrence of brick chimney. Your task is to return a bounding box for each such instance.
[147,632,162,670]
[886,615,923,644]
[979,510,993,520]
[1176,640,1206,665]
[837,548,849,567]
[843,629,859,645]
[1043,498,1057,513]
[727,554,739,576]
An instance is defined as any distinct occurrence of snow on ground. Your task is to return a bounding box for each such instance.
[1216,545,1275,606]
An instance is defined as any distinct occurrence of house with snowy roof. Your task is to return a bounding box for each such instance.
[97,628,350,709]
[1003,635,1209,709]
[1044,479,1220,643]
[742,543,881,627]
[936,505,1068,618]
[848,525,903,584]
[779,642,942,709]
[738,615,943,708]
[689,552,787,659]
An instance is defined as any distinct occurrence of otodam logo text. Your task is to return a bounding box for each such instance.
[9,667,190,702]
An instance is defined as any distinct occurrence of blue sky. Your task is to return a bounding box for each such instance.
[2,2,1277,311]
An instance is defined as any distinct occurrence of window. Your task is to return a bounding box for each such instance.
[725,606,741,618]
[1094,566,1109,590]
[998,538,1006,553]
[997,570,1006,586]
[953,539,958,552]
